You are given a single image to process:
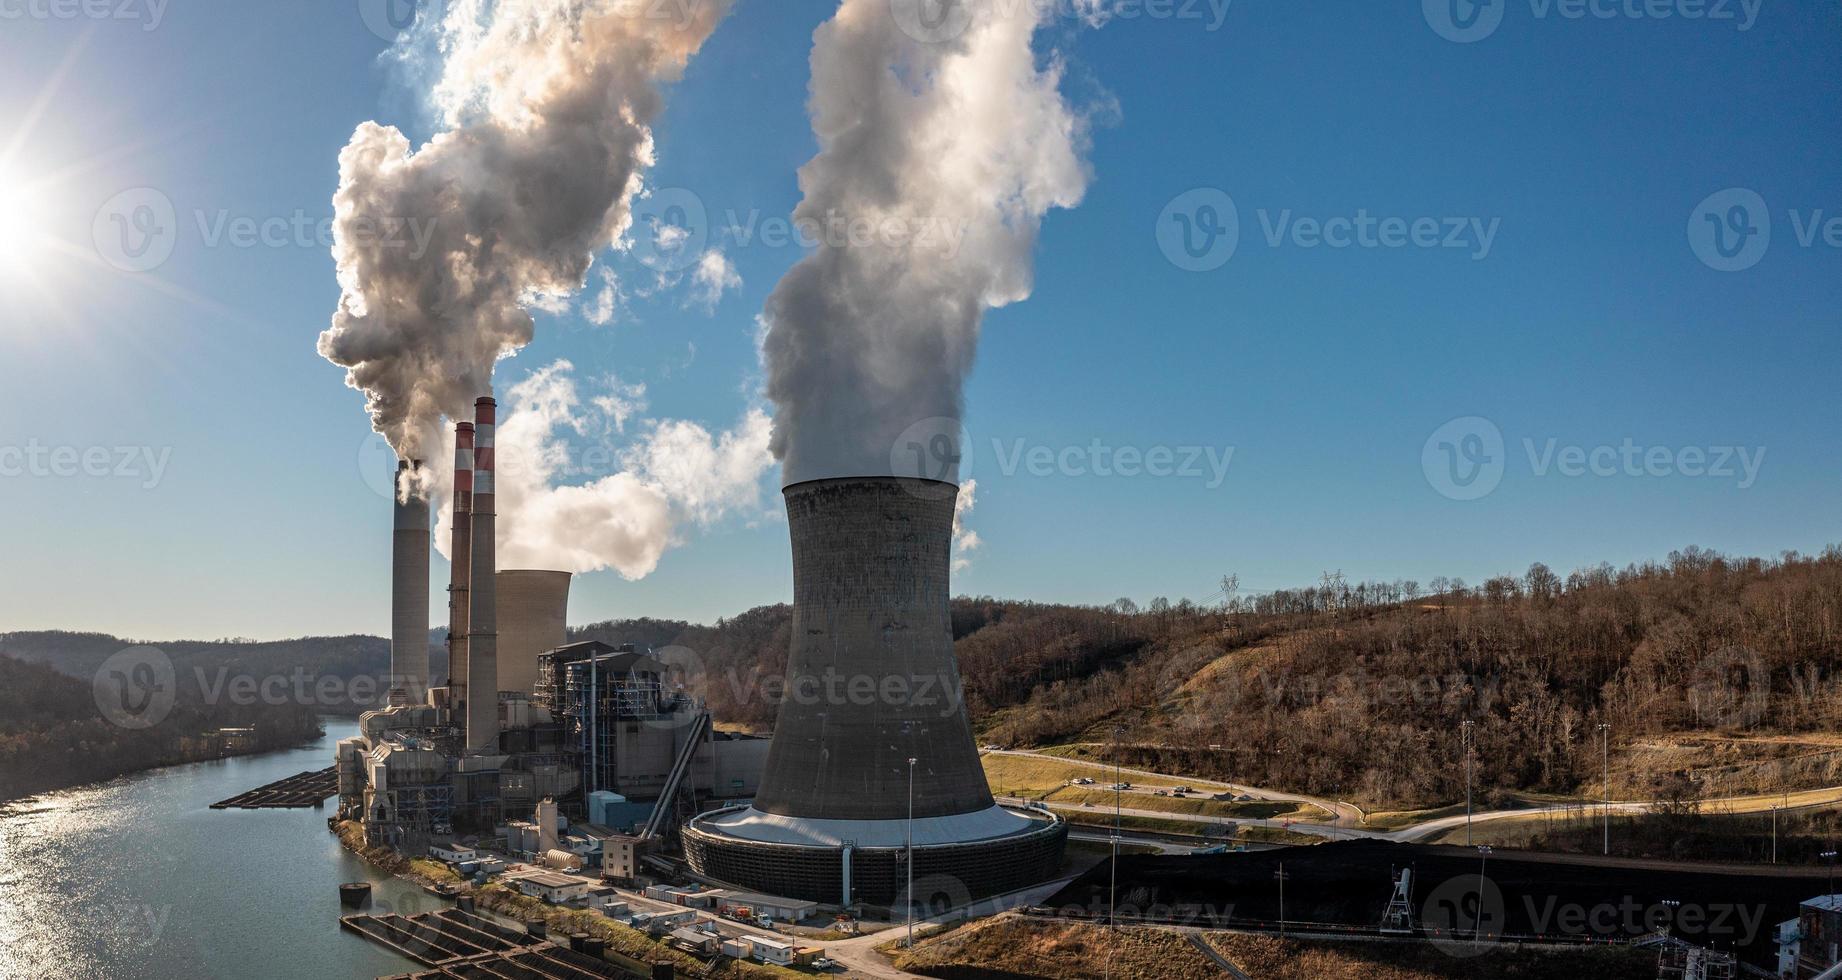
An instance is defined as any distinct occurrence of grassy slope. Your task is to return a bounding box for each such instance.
[1206,934,1656,980]
[891,915,1223,980]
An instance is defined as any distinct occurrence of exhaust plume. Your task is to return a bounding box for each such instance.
[318,0,734,468]
[760,0,1094,485]
[433,360,773,579]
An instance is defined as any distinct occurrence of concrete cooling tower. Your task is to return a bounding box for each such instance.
[496,570,571,698]
[685,477,1064,907]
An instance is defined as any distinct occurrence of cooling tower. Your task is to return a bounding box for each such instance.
[466,396,500,752]
[497,570,571,698]
[685,477,1064,906]
[447,422,474,711]
[391,460,430,705]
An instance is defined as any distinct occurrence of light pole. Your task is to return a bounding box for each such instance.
[1598,722,1611,856]
[1274,862,1287,935]
[1823,850,1837,897]
[1474,846,1492,941]
[906,756,917,949]
[1771,805,1779,865]
[1660,899,1680,937]
[1110,725,1124,930]
[1462,720,1475,846]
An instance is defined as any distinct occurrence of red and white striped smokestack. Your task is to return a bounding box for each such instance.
[447,422,475,716]
[466,396,499,752]
[390,460,431,706]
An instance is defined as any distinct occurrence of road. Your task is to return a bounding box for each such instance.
[987,747,1842,845]
[819,877,1078,979]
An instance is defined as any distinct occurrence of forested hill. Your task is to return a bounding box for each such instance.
[0,654,322,800]
[10,544,1841,809]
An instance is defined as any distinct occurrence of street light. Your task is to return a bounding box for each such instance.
[1462,720,1474,847]
[1474,845,1492,942]
[1274,862,1288,936]
[906,756,917,950]
[1597,722,1611,856]
[1822,850,1837,896]
[1660,899,1680,937]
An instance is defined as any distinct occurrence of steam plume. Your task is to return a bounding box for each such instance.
[319,0,734,469]
[760,0,1093,485]
[432,360,773,579]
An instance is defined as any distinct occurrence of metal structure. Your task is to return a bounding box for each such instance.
[390,460,431,705]
[685,477,1066,906]
[496,570,572,699]
[466,397,499,752]
[1379,867,1414,933]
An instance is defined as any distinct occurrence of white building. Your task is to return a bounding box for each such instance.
[512,871,590,904]
[429,841,476,863]
[747,936,797,966]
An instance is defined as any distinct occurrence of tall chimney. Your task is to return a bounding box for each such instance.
[447,422,475,714]
[466,396,500,752]
[390,460,431,706]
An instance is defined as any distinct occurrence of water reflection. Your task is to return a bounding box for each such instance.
[0,720,420,980]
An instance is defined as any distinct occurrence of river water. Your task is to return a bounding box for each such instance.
[0,719,427,980]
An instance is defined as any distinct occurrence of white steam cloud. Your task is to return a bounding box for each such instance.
[759,0,1094,485]
[318,0,733,466]
[433,360,774,579]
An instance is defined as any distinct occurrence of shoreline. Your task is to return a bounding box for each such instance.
[0,723,329,809]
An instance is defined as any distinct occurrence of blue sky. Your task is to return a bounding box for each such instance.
[1,0,1838,640]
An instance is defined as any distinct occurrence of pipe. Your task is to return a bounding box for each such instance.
[448,422,475,716]
[391,459,431,705]
[467,396,500,752]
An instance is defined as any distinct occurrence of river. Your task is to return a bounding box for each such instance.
[0,718,426,980]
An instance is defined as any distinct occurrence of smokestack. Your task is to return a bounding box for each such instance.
[390,460,431,706]
[496,570,571,698]
[752,477,994,820]
[447,423,475,711]
[467,396,500,752]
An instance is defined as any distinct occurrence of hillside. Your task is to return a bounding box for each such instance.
[0,653,322,800]
[8,544,1839,811]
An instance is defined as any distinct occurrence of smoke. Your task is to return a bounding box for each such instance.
[759,0,1094,485]
[433,359,774,579]
[318,0,734,470]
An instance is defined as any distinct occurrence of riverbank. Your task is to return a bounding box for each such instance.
[0,718,425,979]
[0,719,327,804]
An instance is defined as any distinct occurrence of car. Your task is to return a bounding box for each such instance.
[812,957,835,970]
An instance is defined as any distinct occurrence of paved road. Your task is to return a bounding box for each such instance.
[821,877,1078,979]
[989,747,1842,845]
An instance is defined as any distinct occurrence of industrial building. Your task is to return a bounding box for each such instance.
[336,395,767,855]
[341,409,1061,916]
[684,477,1065,908]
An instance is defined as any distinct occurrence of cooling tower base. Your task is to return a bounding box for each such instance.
[683,804,1066,908]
